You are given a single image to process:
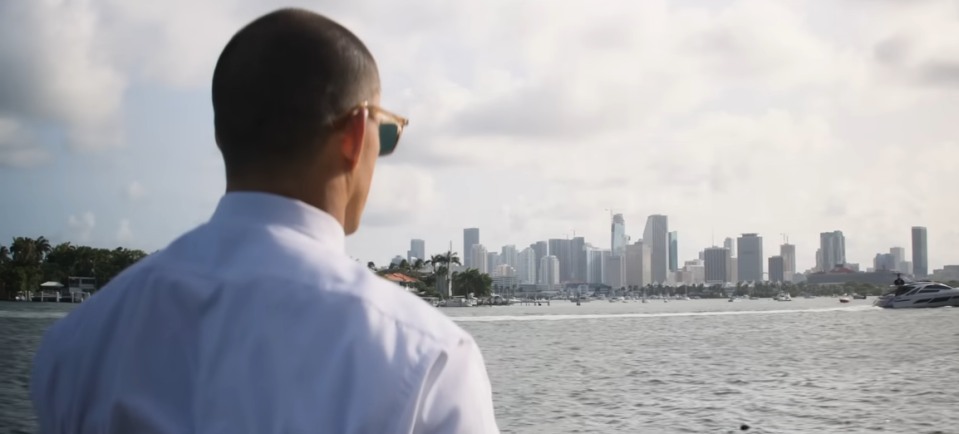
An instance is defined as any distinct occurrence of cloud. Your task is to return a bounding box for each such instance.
[7,0,959,270]
[361,164,440,227]
[125,181,148,201]
[0,0,126,154]
[0,117,49,168]
[116,219,134,244]
[68,212,96,242]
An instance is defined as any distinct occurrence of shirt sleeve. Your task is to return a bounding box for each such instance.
[410,337,500,434]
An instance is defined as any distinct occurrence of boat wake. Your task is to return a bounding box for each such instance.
[452,305,878,322]
[0,311,68,319]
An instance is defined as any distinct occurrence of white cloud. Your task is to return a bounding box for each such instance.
[362,164,440,227]
[0,117,49,168]
[68,212,96,242]
[8,0,959,270]
[125,181,148,201]
[0,0,126,153]
[116,219,134,244]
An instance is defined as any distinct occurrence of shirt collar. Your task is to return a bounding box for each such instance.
[210,192,346,252]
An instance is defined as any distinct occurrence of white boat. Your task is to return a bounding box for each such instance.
[873,281,959,309]
[839,297,851,303]
[774,292,792,302]
[728,297,741,302]
[443,296,475,307]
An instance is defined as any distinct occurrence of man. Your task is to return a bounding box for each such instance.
[31,9,499,434]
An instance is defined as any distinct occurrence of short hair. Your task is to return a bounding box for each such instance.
[212,9,380,172]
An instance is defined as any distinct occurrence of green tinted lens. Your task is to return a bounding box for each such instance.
[379,124,399,156]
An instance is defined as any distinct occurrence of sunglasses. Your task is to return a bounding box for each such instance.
[333,102,409,157]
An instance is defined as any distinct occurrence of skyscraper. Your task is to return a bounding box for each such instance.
[819,231,846,271]
[737,233,763,282]
[516,247,537,284]
[768,256,785,282]
[643,214,669,284]
[704,247,730,284]
[668,231,678,273]
[463,228,479,268]
[408,239,425,263]
[571,236,587,282]
[625,240,651,287]
[780,243,796,280]
[912,226,928,277]
[548,239,572,282]
[539,255,560,286]
[532,241,548,284]
[889,247,906,271]
[470,244,488,274]
[611,214,627,256]
[501,245,518,269]
[723,237,736,257]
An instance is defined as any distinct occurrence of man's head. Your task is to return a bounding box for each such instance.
[212,9,406,234]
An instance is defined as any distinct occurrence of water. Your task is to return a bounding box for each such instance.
[3,299,958,433]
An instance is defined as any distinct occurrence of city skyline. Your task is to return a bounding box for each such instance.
[388,215,939,284]
[3,1,959,276]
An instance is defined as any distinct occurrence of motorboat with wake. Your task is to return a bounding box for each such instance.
[873,281,959,309]
[774,292,792,302]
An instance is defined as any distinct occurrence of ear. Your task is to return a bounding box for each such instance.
[340,108,368,170]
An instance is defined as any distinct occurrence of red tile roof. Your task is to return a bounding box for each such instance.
[382,273,419,282]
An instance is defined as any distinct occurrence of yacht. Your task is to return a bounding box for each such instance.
[774,292,792,302]
[873,281,959,309]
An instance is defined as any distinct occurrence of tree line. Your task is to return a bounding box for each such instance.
[0,236,149,299]
[368,251,493,299]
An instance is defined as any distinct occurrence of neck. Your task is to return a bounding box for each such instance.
[225,175,348,229]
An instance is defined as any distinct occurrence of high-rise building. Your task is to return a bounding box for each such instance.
[611,214,627,256]
[889,247,906,271]
[668,231,678,273]
[874,253,896,271]
[587,247,608,284]
[643,215,669,284]
[625,240,651,287]
[463,228,479,267]
[605,255,625,289]
[704,247,730,284]
[737,233,763,282]
[501,245,518,269]
[724,237,736,257]
[768,256,785,283]
[570,236,588,282]
[548,239,572,282]
[470,244,488,273]
[912,226,928,277]
[487,252,502,271]
[539,255,561,286]
[532,241,548,284]
[408,239,425,263]
[780,243,796,281]
[819,231,846,271]
[516,247,537,284]
[728,257,738,284]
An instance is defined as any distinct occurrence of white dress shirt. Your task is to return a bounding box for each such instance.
[31,192,500,434]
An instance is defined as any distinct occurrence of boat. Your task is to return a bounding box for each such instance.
[728,297,741,302]
[852,293,867,300]
[774,292,792,302]
[839,297,851,303]
[873,281,959,309]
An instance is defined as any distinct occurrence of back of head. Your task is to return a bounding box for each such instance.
[212,8,380,176]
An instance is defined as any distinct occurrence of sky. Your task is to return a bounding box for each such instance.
[1,0,958,272]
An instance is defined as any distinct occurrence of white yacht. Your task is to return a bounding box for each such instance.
[775,292,792,302]
[873,281,959,309]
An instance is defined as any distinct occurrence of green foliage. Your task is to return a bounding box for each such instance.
[0,237,149,298]
[452,268,492,298]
